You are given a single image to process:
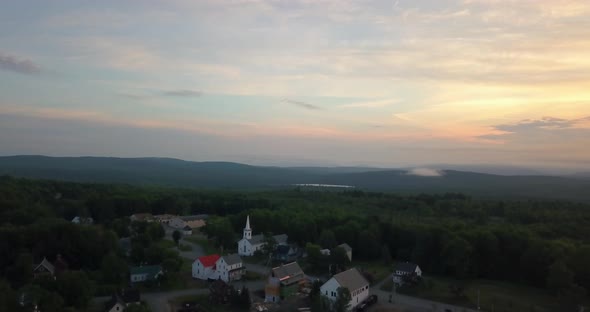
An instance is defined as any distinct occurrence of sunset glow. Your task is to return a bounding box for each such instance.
[1,0,589,168]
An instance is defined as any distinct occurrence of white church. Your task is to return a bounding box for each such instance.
[237,215,288,256]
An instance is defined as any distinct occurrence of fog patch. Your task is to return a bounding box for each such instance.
[407,168,444,177]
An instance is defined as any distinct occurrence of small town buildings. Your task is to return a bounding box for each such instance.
[320,268,369,311]
[104,289,140,312]
[33,258,55,277]
[33,255,68,278]
[71,216,94,225]
[153,214,176,224]
[192,254,244,283]
[237,215,288,256]
[182,225,193,235]
[168,215,208,230]
[130,265,163,283]
[337,243,353,261]
[273,244,300,262]
[392,262,422,285]
[181,215,208,229]
[192,254,221,280]
[265,262,306,303]
[169,217,187,229]
[216,254,245,282]
[130,213,154,222]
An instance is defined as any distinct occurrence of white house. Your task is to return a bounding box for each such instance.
[216,254,245,282]
[192,254,220,280]
[104,289,140,312]
[129,265,163,283]
[392,262,422,285]
[192,254,244,282]
[237,216,288,256]
[71,216,94,225]
[182,225,193,235]
[320,268,369,311]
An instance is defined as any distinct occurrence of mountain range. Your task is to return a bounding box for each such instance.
[1,155,589,201]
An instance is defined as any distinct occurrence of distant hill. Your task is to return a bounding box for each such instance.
[1,155,590,201]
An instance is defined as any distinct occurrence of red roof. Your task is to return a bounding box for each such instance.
[197,254,220,267]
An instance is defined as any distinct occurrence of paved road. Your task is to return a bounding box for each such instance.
[163,227,206,260]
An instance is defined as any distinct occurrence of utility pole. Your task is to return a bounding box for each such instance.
[477,288,480,310]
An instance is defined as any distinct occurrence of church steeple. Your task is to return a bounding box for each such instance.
[243,215,252,240]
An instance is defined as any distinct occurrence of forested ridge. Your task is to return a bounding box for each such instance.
[3,155,590,201]
[1,176,589,310]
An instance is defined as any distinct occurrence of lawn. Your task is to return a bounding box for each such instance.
[169,294,236,312]
[394,276,580,312]
[352,260,392,285]
[184,234,222,255]
[178,243,192,251]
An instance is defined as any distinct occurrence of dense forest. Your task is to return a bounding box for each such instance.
[1,176,589,310]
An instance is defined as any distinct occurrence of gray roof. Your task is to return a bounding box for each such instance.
[274,234,288,244]
[272,262,305,285]
[337,243,352,252]
[248,234,264,245]
[247,233,288,245]
[333,268,368,291]
[222,254,242,266]
[34,258,55,275]
[395,262,419,273]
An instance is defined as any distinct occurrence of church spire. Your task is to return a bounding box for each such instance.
[243,215,252,240]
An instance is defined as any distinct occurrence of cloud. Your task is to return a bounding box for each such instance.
[406,168,444,177]
[493,116,590,134]
[0,52,42,74]
[282,99,321,110]
[161,90,202,97]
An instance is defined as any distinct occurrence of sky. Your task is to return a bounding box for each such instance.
[1,0,590,169]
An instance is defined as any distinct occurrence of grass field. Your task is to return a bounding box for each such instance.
[394,276,584,312]
[184,234,222,255]
[169,294,233,312]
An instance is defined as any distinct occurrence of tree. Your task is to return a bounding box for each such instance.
[162,257,182,274]
[381,244,392,265]
[262,233,277,255]
[546,260,574,295]
[125,302,152,312]
[318,230,337,249]
[331,247,350,268]
[6,253,33,288]
[101,252,128,285]
[0,279,19,311]
[333,287,351,312]
[306,243,322,267]
[56,271,94,309]
[20,284,64,312]
[172,230,182,246]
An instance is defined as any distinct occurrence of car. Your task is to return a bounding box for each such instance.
[365,295,378,305]
[355,303,367,312]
